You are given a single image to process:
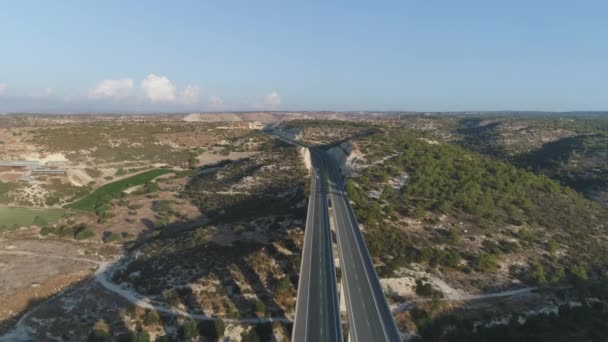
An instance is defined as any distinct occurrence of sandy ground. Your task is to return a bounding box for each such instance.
[0,129,38,160]
[0,172,23,182]
[0,243,291,341]
[196,150,259,167]
[0,239,105,330]
[88,183,206,240]
[154,131,224,148]
[21,152,68,164]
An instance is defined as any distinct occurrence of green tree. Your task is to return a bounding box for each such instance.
[130,330,150,342]
[253,299,267,316]
[180,320,199,339]
[477,253,499,272]
[199,319,226,340]
[143,310,160,326]
[531,262,547,285]
[551,266,566,284]
[570,264,589,287]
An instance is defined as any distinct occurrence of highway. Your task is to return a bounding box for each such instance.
[291,150,342,342]
[322,153,401,342]
[269,131,399,341]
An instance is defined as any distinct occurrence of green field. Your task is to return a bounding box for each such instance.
[66,168,172,212]
[0,207,66,228]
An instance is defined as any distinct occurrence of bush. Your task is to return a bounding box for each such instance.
[253,323,273,341]
[570,264,589,287]
[415,279,443,298]
[144,182,159,193]
[130,330,150,342]
[87,329,112,342]
[143,310,160,326]
[74,225,95,240]
[531,262,547,285]
[199,319,225,339]
[253,299,267,316]
[40,226,56,236]
[103,232,122,243]
[241,329,261,342]
[180,319,199,339]
[275,276,292,295]
[477,253,499,272]
[33,216,49,227]
[447,229,460,244]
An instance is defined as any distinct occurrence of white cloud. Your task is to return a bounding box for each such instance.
[141,74,176,103]
[264,90,281,108]
[181,85,200,104]
[0,83,7,95]
[45,87,53,96]
[209,95,223,106]
[89,79,134,99]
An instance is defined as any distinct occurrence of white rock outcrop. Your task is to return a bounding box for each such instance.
[298,147,312,174]
[325,141,365,177]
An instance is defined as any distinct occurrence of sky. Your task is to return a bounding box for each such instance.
[0,0,607,113]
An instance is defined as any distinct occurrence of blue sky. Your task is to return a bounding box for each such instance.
[0,1,607,113]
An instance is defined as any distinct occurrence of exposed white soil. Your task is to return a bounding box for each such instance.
[67,168,93,186]
[326,141,366,176]
[1,248,291,341]
[21,152,68,164]
[298,147,312,174]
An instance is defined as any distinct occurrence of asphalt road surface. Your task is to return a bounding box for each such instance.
[292,150,342,342]
[322,153,401,342]
[269,131,399,341]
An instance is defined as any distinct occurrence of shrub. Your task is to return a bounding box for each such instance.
[531,262,547,285]
[144,182,159,193]
[199,319,225,339]
[163,289,181,307]
[74,225,95,240]
[275,276,292,295]
[130,330,150,342]
[180,319,199,339]
[253,299,267,316]
[40,226,56,236]
[447,229,460,244]
[143,310,160,326]
[241,329,261,342]
[87,329,112,342]
[477,253,499,272]
[415,279,443,298]
[570,264,589,287]
[103,232,122,243]
[253,323,273,341]
[33,216,49,227]
[551,267,566,284]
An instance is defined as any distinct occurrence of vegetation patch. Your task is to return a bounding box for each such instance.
[0,206,66,229]
[66,169,171,212]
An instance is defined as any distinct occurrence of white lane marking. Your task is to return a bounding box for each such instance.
[292,161,316,342]
[320,156,342,342]
[338,163,395,341]
[326,157,359,342]
[304,161,317,342]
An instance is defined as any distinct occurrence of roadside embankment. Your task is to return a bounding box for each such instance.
[298,147,312,175]
[325,140,365,177]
